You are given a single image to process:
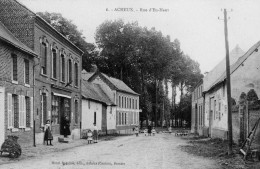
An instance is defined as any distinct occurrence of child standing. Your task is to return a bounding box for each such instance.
[152,127,156,136]
[134,126,139,137]
[144,129,148,136]
[44,120,53,146]
[87,130,93,144]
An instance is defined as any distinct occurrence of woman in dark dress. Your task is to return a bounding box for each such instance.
[44,120,53,145]
[63,116,71,138]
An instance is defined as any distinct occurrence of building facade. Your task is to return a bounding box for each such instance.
[0,0,83,144]
[82,70,140,134]
[0,21,37,146]
[191,80,205,135]
[204,41,260,143]
[81,80,116,134]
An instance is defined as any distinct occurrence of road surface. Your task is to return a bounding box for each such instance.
[0,133,220,169]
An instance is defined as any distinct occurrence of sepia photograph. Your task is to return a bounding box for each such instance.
[1,0,260,168]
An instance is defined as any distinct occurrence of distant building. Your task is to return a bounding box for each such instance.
[82,70,141,134]
[81,80,116,134]
[191,79,204,135]
[0,0,84,145]
[0,21,37,146]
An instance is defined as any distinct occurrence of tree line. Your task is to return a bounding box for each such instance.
[37,12,203,127]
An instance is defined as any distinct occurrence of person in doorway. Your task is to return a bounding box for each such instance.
[63,115,71,138]
[134,126,139,137]
[92,123,98,143]
[44,120,53,146]
[148,125,152,136]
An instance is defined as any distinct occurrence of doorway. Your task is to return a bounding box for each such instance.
[59,97,71,135]
[209,97,214,137]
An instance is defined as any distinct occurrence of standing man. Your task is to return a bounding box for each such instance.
[93,123,98,143]
[63,115,71,138]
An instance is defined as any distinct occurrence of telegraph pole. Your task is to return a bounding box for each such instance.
[223,8,233,155]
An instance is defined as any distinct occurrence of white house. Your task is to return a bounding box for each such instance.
[82,70,141,134]
[203,41,260,143]
[81,80,116,134]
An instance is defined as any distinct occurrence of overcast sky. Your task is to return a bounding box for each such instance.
[20,0,260,74]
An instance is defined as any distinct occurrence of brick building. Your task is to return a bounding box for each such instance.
[0,0,83,145]
[0,21,37,146]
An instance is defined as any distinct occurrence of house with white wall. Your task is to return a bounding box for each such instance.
[81,80,116,134]
[203,41,260,142]
[82,70,140,134]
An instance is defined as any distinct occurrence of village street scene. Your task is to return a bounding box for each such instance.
[1,0,260,169]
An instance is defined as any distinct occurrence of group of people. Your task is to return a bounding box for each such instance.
[134,125,156,137]
[43,115,71,146]
[44,116,99,145]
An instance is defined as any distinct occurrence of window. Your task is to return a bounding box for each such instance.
[61,54,65,82]
[94,112,96,124]
[13,95,19,128]
[130,99,131,109]
[119,96,121,107]
[75,100,78,124]
[125,113,127,125]
[41,43,47,75]
[12,54,18,81]
[51,95,59,124]
[122,113,124,125]
[7,94,14,128]
[25,97,30,127]
[88,100,90,109]
[125,97,126,108]
[24,59,29,85]
[119,112,121,125]
[41,93,47,126]
[52,49,57,79]
[121,96,123,108]
[68,59,72,83]
[74,62,78,87]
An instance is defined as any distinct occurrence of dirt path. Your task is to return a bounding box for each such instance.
[0,133,221,169]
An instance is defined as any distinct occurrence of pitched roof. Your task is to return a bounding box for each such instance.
[203,45,245,92]
[0,21,37,57]
[81,69,95,81]
[82,70,139,95]
[206,41,260,92]
[81,80,115,106]
[101,73,139,95]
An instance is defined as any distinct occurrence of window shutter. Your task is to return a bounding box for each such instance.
[7,93,13,128]
[30,97,33,127]
[19,95,22,128]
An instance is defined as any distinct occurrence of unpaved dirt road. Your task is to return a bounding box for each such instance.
[0,133,220,169]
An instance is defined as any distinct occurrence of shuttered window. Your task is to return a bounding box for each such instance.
[30,97,33,127]
[7,93,13,128]
[12,54,18,81]
[25,97,30,127]
[13,95,19,128]
[19,95,25,128]
[24,59,29,84]
[41,43,47,75]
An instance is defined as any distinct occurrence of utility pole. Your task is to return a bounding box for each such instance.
[223,8,233,155]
